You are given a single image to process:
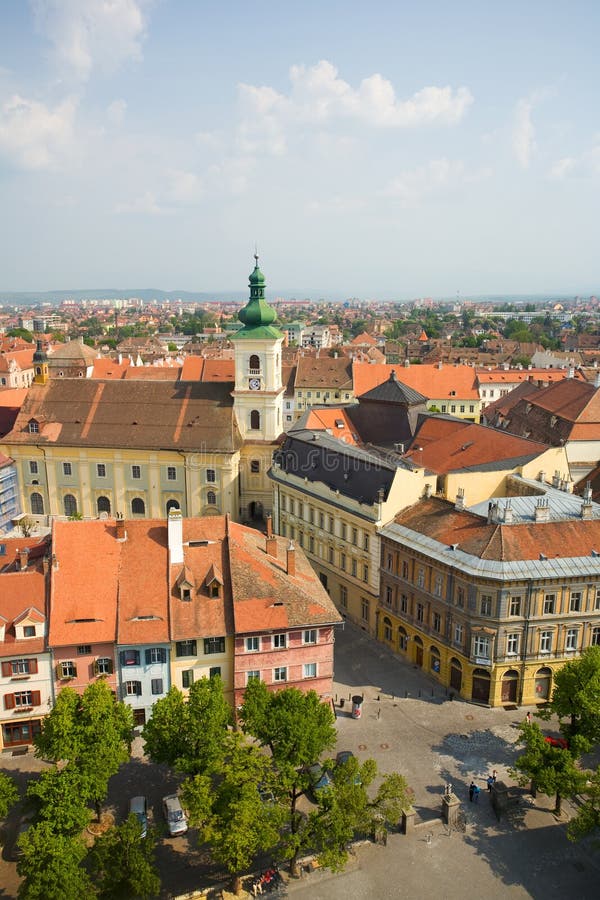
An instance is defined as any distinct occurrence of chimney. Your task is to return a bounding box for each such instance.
[534,497,550,523]
[595,371,600,389]
[115,513,126,542]
[18,547,29,571]
[266,515,273,538]
[582,481,593,519]
[503,500,513,524]
[42,555,50,575]
[168,508,184,564]
[567,367,575,379]
[286,540,296,577]
[538,471,546,483]
[455,487,465,512]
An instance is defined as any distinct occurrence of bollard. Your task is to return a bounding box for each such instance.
[431,688,434,697]
[405,689,408,698]
[419,689,421,698]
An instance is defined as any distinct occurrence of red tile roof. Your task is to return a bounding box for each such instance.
[302,408,359,445]
[180,357,204,381]
[90,358,131,379]
[0,537,48,657]
[353,362,479,400]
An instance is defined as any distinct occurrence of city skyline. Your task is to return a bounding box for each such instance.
[0,1,599,297]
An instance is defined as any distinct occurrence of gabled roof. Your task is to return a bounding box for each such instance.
[353,362,479,401]
[350,332,377,346]
[405,415,549,474]
[90,358,131,379]
[294,407,360,445]
[358,370,428,406]
[5,379,243,453]
[0,537,48,657]
[295,356,353,390]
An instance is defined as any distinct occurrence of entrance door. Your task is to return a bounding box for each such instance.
[534,667,552,700]
[450,660,462,692]
[501,671,519,703]
[415,644,423,667]
[471,668,491,703]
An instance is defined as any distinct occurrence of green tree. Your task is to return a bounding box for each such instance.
[539,647,600,752]
[35,681,133,819]
[142,676,232,774]
[27,767,91,835]
[17,822,92,900]
[240,681,336,874]
[167,342,178,352]
[0,771,18,819]
[567,764,600,842]
[182,734,282,895]
[511,722,586,816]
[7,327,33,342]
[90,816,160,899]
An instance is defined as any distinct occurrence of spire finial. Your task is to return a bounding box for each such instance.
[254,243,259,266]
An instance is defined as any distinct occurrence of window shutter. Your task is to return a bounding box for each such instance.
[120,651,126,666]
[72,664,77,677]
[4,693,15,710]
[134,651,140,665]
[55,663,62,679]
[31,691,41,706]
[107,659,113,675]
[29,658,38,675]
[1,661,11,677]
[160,648,166,663]
[145,649,151,665]
[93,660,99,676]
[136,682,142,696]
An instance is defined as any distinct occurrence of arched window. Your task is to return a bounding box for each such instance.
[383,617,392,641]
[64,494,77,517]
[97,496,111,516]
[250,410,260,430]
[30,492,44,515]
[249,354,260,373]
[398,626,408,651]
[131,497,145,516]
[430,645,441,673]
[207,491,216,506]
[166,499,180,514]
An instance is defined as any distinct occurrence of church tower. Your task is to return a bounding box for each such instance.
[232,254,284,521]
[232,254,284,442]
[32,340,49,385]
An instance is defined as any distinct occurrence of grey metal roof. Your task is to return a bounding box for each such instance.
[468,477,600,522]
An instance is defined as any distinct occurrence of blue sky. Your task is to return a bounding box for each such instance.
[0,1,599,297]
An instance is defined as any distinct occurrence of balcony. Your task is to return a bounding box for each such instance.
[248,368,261,376]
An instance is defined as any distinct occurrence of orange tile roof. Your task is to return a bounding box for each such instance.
[295,356,353,389]
[0,537,48,657]
[180,357,204,381]
[123,365,182,380]
[476,368,581,385]
[201,358,235,382]
[353,362,479,400]
[350,332,378,346]
[302,408,359,445]
[406,417,548,473]
[90,358,130,379]
[0,388,28,408]
[0,349,35,372]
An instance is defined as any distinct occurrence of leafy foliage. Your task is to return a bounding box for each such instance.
[90,815,160,900]
[27,767,91,835]
[567,765,600,842]
[0,771,18,819]
[142,677,232,774]
[17,822,92,900]
[511,722,586,815]
[540,647,600,752]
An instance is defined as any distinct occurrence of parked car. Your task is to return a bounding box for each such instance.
[129,795,148,838]
[306,763,333,798]
[335,750,362,784]
[544,735,569,750]
[162,794,188,836]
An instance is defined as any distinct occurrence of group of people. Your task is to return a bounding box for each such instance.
[469,769,497,802]
[250,865,284,896]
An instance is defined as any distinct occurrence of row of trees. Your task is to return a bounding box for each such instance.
[5,681,160,900]
[142,676,412,894]
[511,646,600,834]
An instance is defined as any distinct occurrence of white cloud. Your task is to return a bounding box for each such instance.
[114,190,169,215]
[163,169,204,205]
[383,158,491,204]
[512,98,536,168]
[107,98,127,125]
[31,0,148,81]
[0,93,77,169]
[240,61,472,130]
[549,156,576,179]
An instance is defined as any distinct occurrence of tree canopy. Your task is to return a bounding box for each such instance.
[541,646,600,753]
[0,771,18,820]
[511,722,586,816]
[90,816,160,900]
[17,822,92,900]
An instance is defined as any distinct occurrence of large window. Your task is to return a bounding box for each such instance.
[250,410,260,430]
[30,493,44,515]
[181,669,194,688]
[1,659,38,676]
[167,466,177,481]
[63,494,77,517]
[540,630,552,653]
[273,667,287,683]
[63,462,72,476]
[473,635,490,660]
[145,647,166,665]
[506,633,520,656]
[176,640,197,657]
[246,636,259,652]
[131,497,145,516]
[125,681,142,697]
[361,598,369,622]
[454,623,464,646]
[303,663,317,679]
[543,594,556,615]
[97,463,106,477]
[303,629,317,645]
[565,628,578,651]
[206,469,216,483]
[120,649,140,667]
[480,595,492,616]
[246,670,260,683]
[97,496,111,515]
[509,596,522,616]
[340,585,347,608]
[204,637,225,655]
[29,460,38,474]
[58,660,76,678]
[569,591,582,612]
[273,633,286,650]
[591,626,600,646]
[151,678,163,695]
[207,491,217,506]
[131,465,141,479]
[95,657,112,675]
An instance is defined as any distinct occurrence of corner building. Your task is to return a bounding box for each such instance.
[379,479,600,706]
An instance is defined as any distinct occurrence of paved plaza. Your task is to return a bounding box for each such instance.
[1,621,599,899]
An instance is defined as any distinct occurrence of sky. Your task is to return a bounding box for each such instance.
[0,0,599,299]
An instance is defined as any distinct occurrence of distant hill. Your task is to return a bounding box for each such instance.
[0,288,246,305]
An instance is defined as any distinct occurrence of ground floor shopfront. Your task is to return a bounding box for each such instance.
[376,610,562,708]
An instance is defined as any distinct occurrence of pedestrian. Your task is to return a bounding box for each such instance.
[487,775,494,792]
[526,711,532,724]
[469,781,475,802]
[492,769,497,782]
[377,707,381,720]
[473,785,480,803]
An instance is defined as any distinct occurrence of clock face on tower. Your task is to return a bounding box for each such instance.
[249,377,261,390]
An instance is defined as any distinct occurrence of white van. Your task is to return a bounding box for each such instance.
[162,794,188,837]
[129,795,148,838]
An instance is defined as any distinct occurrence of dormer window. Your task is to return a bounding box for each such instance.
[182,587,191,601]
[210,583,219,598]
[28,420,39,434]
[23,625,36,638]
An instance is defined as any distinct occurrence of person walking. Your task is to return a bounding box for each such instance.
[487,774,495,792]
[469,782,475,802]
[526,711,532,724]
[473,785,480,803]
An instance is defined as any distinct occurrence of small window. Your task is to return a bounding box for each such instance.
[246,637,259,652]
[481,595,492,616]
[540,630,552,653]
[167,466,177,481]
[206,469,216,483]
[507,633,520,655]
[209,666,221,679]
[23,626,36,638]
[63,462,72,476]
[303,663,317,678]
[29,461,38,475]
[120,649,140,667]
[361,598,369,622]
[181,669,194,688]
[569,592,582,613]
[250,410,260,430]
[28,421,39,434]
[95,657,112,675]
[273,666,287,682]
[77,645,91,656]
[543,594,555,615]
[203,637,225,655]
[340,585,348,608]
[30,493,44,515]
[176,640,197,657]
[246,670,260,683]
[417,602,424,623]
[509,596,522,616]
[151,678,163,695]
[131,465,141,479]
[250,460,260,474]
[207,491,217,506]
[565,628,578,651]
[363,565,369,583]
[125,681,142,697]
[145,647,166,665]
[97,496,111,515]
[60,660,76,678]
[64,494,77,517]
[591,626,600,646]
[97,464,106,477]
[303,629,317,645]
[273,633,286,649]
[433,612,441,633]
